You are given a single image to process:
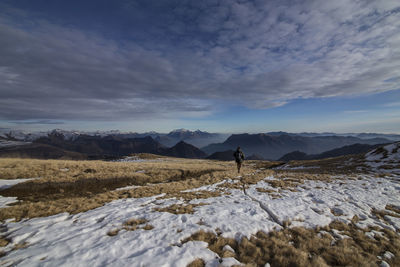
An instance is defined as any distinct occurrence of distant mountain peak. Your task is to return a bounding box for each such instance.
[169,129,210,134]
[170,128,190,133]
[164,140,206,159]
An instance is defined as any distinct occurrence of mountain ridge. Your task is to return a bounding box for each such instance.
[202,133,390,160]
[278,143,387,162]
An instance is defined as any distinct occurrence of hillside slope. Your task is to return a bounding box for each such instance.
[0,143,87,160]
[164,141,207,159]
[279,143,385,162]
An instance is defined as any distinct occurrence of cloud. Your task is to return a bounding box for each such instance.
[0,0,399,122]
[8,120,65,125]
[343,110,368,114]
[383,101,400,107]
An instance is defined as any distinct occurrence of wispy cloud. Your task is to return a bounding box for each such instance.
[9,120,65,125]
[343,110,369,114]
[383,101,400,107]
[0,1,399,122]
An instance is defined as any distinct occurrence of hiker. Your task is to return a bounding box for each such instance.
[233,146,245,173]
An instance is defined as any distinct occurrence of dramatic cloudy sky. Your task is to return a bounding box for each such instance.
[1,0,400,133]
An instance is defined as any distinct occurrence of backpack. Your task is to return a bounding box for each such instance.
[234,151,243,162]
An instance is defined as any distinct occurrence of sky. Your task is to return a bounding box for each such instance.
[0,0,400,134]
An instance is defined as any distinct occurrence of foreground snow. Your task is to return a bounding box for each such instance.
[1,173,400,266]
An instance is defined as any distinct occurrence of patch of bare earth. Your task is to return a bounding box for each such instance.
[182,220,400,266]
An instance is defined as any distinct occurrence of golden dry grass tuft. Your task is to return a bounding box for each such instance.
[124,218,148,226]
[158,190,223,201]
[106,229,120,237]
[256,188,276,193]
[142,224,154,230]
[186,258,205,267]
[123,218,149,231]
[107,218,153,236]
[255,187,282,199]
[386,204,400,214]
[0,240,30,258]
[154,203,207,214]
[0,236,10,247]
[372,204,400,223]
[182,221,400,266]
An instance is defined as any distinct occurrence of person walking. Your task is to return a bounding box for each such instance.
[233,146,245,173]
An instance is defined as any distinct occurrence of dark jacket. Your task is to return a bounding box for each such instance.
[233,149,245,163]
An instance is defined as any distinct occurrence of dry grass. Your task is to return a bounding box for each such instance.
[130,153,168,159]
[11,242,29,251]
[0,157,227,182]
[386,204,400,214]
[107,218,153,236]
[106,229,120,237]
[124,218,148,226]
[0,157,257,221]
[277,154,373,175]
[217,180,243,190]
[154,203,207,214]
[183,220,400,266]
[0,237,10,247]
[256,188,276,193]
[158,190,223,201]
[255,187,282,199]
[123,218,149,231]
[187,258,205,267]
[252,172,336,194]
[0,239,29,259]
[372,204,400,224]
[142,224,154,230]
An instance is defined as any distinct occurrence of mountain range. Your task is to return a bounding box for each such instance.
[0,128,229,148]
[0,128,397,161]
[0,131,208,160]
[202,133,390,160]
[278,143,386,162]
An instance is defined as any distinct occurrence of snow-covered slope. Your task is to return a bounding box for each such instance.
[0,140,31,148]
[0,129,125,142]
[365,142,400,173]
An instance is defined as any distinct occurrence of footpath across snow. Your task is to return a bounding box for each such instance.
[1,172,400,266]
